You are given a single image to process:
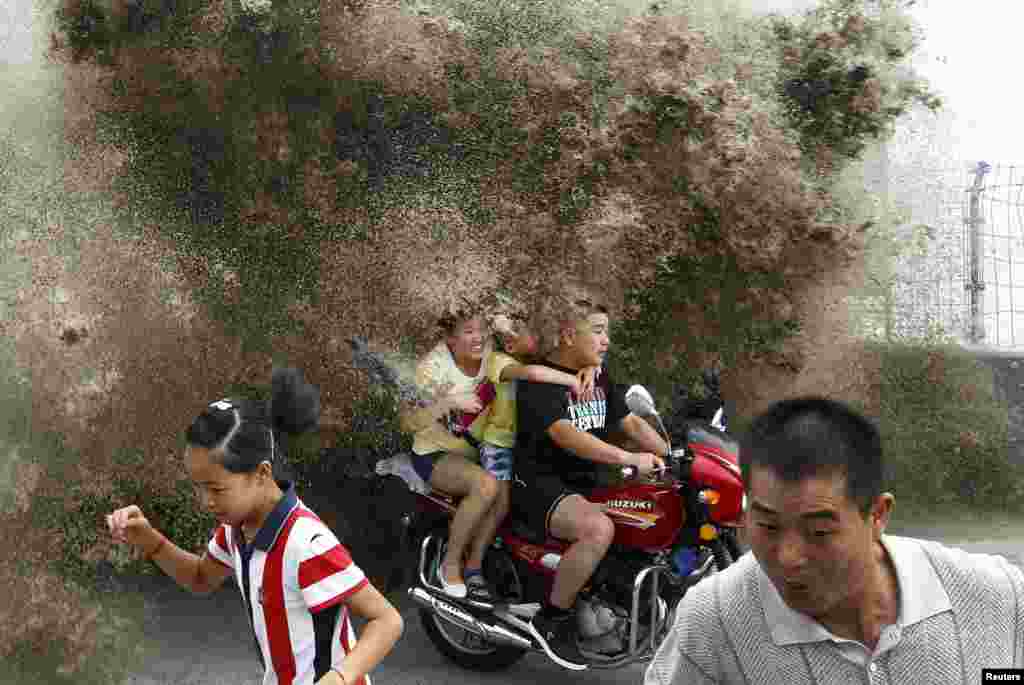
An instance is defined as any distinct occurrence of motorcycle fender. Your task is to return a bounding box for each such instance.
[383,510,435,593]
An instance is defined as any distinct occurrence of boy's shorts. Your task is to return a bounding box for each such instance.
[479,443,515,482]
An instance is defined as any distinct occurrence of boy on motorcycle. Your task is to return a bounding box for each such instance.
[464,314,600,603]
[511,296,668,668]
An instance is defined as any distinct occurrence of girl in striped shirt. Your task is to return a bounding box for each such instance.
[107,368,403,685]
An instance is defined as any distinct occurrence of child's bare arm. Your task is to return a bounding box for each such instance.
[400,388,483,432]
[501,363,581,392]
[106,506,232,596]
[317,584,404,685]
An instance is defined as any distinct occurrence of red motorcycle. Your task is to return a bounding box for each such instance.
[378,373,746,672]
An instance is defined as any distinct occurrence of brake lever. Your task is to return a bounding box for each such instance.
[652,464,669,481]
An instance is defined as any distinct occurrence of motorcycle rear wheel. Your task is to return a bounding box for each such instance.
[418,533,528,671]
[419,608,529,671]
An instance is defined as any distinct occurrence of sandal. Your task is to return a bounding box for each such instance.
[464,570,495,604]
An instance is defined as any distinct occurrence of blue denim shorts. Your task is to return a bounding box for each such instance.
[479,443,515,482]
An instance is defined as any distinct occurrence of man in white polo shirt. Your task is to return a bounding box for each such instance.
[645,397,1024,685]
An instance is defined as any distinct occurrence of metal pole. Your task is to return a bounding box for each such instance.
[966,161,991,343]
[1008,165,1017,348]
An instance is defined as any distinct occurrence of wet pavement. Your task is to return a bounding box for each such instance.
[115,530,1024,685]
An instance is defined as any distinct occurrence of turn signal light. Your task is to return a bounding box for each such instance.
[698,489,721,505]
[699,524,718,541]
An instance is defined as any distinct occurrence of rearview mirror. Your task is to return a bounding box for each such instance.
[625,385,657,417]
[710,406,727,431]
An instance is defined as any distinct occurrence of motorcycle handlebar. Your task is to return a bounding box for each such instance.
[620,464,669,481]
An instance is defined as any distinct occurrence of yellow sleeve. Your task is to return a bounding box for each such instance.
[487,352,520,385]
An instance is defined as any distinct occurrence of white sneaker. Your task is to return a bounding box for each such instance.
[440,577,467,599]
[438,569,467,599]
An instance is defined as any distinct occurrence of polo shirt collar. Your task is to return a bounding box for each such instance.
[245,480,299,552]
[760,534,952,646]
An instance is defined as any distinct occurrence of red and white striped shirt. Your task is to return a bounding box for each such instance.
[207,481,370,685]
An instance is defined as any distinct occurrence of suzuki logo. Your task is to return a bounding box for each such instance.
[606,499,655,512]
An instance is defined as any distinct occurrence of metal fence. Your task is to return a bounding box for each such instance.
[848,161,1024,349]
[966,162,1024,348]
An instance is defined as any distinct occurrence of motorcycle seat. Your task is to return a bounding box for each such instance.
[425,487,556,546]
[504,516,547,545]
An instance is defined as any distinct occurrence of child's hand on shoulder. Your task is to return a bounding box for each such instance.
[491,314,515,336]
[578,366,599,396]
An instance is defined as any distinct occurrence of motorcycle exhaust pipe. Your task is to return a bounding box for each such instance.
[408,587,535,650]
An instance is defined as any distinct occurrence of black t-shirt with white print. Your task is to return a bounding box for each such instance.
[514,360,629,488]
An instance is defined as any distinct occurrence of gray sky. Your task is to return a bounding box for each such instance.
[905,0,1022,166]
[0,0,38,66]
[745,0,1021,166]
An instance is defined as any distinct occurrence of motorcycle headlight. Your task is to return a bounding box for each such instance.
[742,493,748,513]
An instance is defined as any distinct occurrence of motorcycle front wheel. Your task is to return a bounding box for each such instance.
[722,528,745,561]
[709,535,735,571]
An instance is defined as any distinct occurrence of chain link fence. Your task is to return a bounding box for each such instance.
[848,159,1024,350]
[969,163,1024,348]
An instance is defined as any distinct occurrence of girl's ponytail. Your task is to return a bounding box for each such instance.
[270,367,320,436]
[186,367,319,475]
